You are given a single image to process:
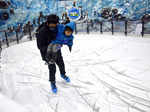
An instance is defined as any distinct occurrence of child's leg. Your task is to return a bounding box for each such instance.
[51,44,62,62]
[52,44,62,52]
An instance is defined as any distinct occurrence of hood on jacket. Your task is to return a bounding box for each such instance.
[65,22,75,32]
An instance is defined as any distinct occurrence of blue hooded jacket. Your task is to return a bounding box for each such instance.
[51,22,75,46]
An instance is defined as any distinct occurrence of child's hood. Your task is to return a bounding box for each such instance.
[65,22,75,31]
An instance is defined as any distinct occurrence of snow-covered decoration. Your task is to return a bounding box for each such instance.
[68,7,81,21]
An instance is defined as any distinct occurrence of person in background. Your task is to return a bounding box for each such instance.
[63,17,70,25]
[38,11,46,26]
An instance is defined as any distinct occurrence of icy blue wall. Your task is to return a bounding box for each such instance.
[0,0,150,30]
[0,0,57,30]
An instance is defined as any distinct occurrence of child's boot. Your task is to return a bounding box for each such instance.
[61,74,70,83]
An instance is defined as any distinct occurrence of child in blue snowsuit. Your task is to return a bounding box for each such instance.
[46,22,75,64]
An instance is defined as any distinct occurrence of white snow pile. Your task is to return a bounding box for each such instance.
[0,34,150,112]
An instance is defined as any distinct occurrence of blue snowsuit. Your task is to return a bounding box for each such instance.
[51,22,75,46]
[46,22,75,64]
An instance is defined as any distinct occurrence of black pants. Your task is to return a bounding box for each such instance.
[48,50,66,82]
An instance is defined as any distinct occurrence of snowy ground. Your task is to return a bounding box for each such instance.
[1,34,150,112]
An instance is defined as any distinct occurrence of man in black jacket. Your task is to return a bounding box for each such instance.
[36,14,70,93]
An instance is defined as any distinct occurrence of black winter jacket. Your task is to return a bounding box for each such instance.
[36,24,58,61]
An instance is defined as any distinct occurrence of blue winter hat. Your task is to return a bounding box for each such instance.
[65,22,75,32]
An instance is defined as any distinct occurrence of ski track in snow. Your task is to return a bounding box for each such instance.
[1,34,150,112]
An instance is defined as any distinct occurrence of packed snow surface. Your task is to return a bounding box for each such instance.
[1,34,150,112]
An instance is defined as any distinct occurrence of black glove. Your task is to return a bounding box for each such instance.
[68,46,72,52]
